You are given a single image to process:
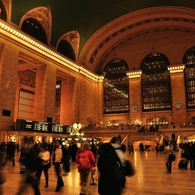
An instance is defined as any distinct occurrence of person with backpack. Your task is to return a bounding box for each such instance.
[76,141,96,195]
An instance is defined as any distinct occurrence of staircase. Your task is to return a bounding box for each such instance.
[126,132,164,144]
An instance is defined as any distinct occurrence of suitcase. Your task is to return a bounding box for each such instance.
[178,160,187,169]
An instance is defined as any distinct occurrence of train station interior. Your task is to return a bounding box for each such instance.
[0,1,195,195]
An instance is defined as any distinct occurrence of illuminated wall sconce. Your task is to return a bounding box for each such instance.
[168,64,185,73]
[134,119,142,126]
[0,21,102,82]
[126,70,142,78]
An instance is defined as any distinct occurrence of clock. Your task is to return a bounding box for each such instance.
[132,105,138,112]
[175,102,182,109]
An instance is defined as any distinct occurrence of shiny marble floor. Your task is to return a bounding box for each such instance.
[1,150,195,195]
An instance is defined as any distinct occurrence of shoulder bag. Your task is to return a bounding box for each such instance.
[168,153,176,161]
[109,161,126,185]
[123,160,135,177]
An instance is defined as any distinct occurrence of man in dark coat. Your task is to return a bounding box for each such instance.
[1,141,15,166]
[97,143,126,195]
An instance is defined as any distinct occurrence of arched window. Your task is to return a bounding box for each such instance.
[141,52,172,111]
[103,58,129,114]
[183,46,195,109]
[21,18,47,44]
[0,1,7,21]
[57,40,76,61]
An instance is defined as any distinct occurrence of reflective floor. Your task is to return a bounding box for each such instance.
[1,150,195,195]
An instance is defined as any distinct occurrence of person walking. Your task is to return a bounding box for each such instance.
[185,142,195,170]
[97,142,126,195]
[16,141,41,195]
[110,137,126,166]
[1,141,15,166]
[76,141,96,195]
[0,152,6,195]
[69,141,78,162]
[36,145,51,188]
[164,143,175,173]
[53,140,70,192]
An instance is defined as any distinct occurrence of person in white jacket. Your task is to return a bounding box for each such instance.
[36,145,51,188]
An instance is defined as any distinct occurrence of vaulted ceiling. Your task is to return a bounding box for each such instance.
[11,0,195,74]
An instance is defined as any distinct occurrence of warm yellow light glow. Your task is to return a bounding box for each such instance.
[71,123,83,136]
[0,21,102,82]
[126,71,142,78]
[168,65,185,73]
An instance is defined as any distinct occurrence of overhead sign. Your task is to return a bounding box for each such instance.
[15,119,72,134]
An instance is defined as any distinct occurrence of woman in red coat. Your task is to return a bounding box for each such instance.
[76,142,96,195]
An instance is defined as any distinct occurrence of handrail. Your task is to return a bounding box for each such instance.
[127,132,164,144]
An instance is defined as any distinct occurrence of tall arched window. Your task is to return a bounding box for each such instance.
[183,46,195,109]
[141,52,172,111]
[57,40,76,61]
[21,18,47,44]
[103,58,129,114]
[0,1,7,21]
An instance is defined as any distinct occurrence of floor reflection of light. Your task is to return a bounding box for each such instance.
[64,164,81,186]
[133,151,145,184]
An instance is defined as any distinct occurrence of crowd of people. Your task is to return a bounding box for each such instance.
[2,136,188,194]
[179,141,195,170]
[0,135,134,195]
[138,125,159,132]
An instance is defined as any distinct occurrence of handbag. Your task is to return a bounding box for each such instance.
[168,153,176,161]
[41,160,49,166]
[41,159,51,168]
[123,160,135,177]
[109,161,126,185]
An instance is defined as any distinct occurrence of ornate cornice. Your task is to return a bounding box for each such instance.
[79,6,195,68]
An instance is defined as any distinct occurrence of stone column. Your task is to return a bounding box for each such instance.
[127,71,142,126]
[34,64,56,122]
[168,65,186,126]
[60,76,77,125]
[0,44,19,130]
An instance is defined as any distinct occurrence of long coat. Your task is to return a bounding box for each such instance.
[97,143,126,195]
